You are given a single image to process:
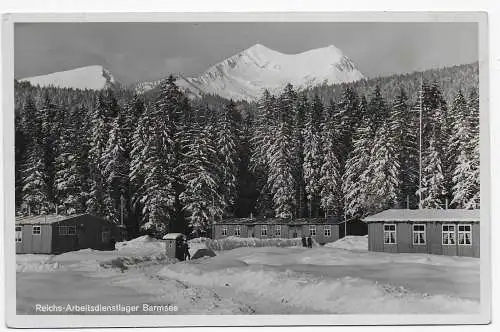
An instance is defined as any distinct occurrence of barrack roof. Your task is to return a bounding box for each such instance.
[215,216,344,225]
[363,209,480,223]
[15,213,86,225]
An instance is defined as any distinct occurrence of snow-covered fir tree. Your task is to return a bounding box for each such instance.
[319,102,342,217]
[139,76,181,235]
[180,120,223,234]
[342,97,373,217]
[215,101,241,213]
[86,91,111,216]
[102,108,130,222]
[451,149,476,208]
[303,95,323,217]
[418,137,446,209]
[267,84,297,218]
[53,106,86,215]
[129,103,150,217]
[22,143,50,215]
[251,90,277,217]
[390,89,419,208]
[362,118,401,214]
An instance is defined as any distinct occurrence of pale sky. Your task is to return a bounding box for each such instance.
[15,22,478,85]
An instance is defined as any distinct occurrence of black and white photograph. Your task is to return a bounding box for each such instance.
[2,11,491,327]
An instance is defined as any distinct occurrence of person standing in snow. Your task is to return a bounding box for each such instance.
[183,239,191,261]
[307,236,312,248]
[301,236,307,247]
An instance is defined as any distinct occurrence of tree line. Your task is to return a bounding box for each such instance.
[15,64,480,237]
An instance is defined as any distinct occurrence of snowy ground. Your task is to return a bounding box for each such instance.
[16,235,480,315]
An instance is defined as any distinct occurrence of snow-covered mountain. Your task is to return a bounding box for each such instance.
[136,44,365,101]
[19,65,116,90]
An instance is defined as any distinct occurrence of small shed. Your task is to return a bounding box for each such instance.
[15,214,119,254]
[363,209,480,257]
[212,216,344,245]
[163,233,186,260]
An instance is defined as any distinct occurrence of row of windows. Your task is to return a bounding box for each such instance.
[15,225,78,243]
[383,224,472,246]
[221,225,331,237]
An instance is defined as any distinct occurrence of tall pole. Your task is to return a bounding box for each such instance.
[418,78,423,209]
[120,194,124,227]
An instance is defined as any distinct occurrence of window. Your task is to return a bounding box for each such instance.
[412,224,426,245]
[324,225,331,237]
[275,225,281,237]
[101,227,111,243]
[32,225,41,235]
[383,224,396,244]
[261,225,267,236]
[222,226,228,236]
[442,224,456,245]
[309,225,316,236]
[458,224,472,246]
[58,225,76,236]
[234,226,241,237]
[15,226,22,243]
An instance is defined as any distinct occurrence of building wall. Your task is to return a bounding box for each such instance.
[16,224,53,254]
[51,215,118,253]
[213,223,340,244]
[367,221,480,257]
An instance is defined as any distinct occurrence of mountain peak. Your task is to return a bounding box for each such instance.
[138,44,365,100]
[19,65,116,90]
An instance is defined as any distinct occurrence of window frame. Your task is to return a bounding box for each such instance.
[275,225,281,237]
[261,225,268,236]
[383,224,396,244]
[412,224,426,245]
[222,226,228,236]
[234,226,241,237]
[58,225,77,236]
[15,226,22,243]
[309,225,316,236]
[324,225,331,237]
[458,224,472,246]
[442,224,456,246]
[32,225,41,236]
[101,227,111,243]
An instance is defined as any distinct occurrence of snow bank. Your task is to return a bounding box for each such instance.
[17,235,171,272]
[158,261,479,314]
[324,235,368,251]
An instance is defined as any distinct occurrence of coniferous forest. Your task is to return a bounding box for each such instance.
[15,62,480,238]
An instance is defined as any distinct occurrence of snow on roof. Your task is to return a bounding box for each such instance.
[162,233,186,240]
[363,209,480,223]
[216,217,344,225]
[15,213,86,225]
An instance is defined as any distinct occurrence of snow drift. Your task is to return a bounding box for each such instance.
[158,246,480,314]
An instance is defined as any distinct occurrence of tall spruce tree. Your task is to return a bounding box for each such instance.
[342,97,372,217]
[303,95,323,217]
[86,91,111,217]
[267,84,297,218]
[215,101,241,214]
[102,109,130,223]
[319,102,342,217]
[22,142,50,215]
[391,88,419,208]
[180,120,222,234]
[139,76,181,235]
